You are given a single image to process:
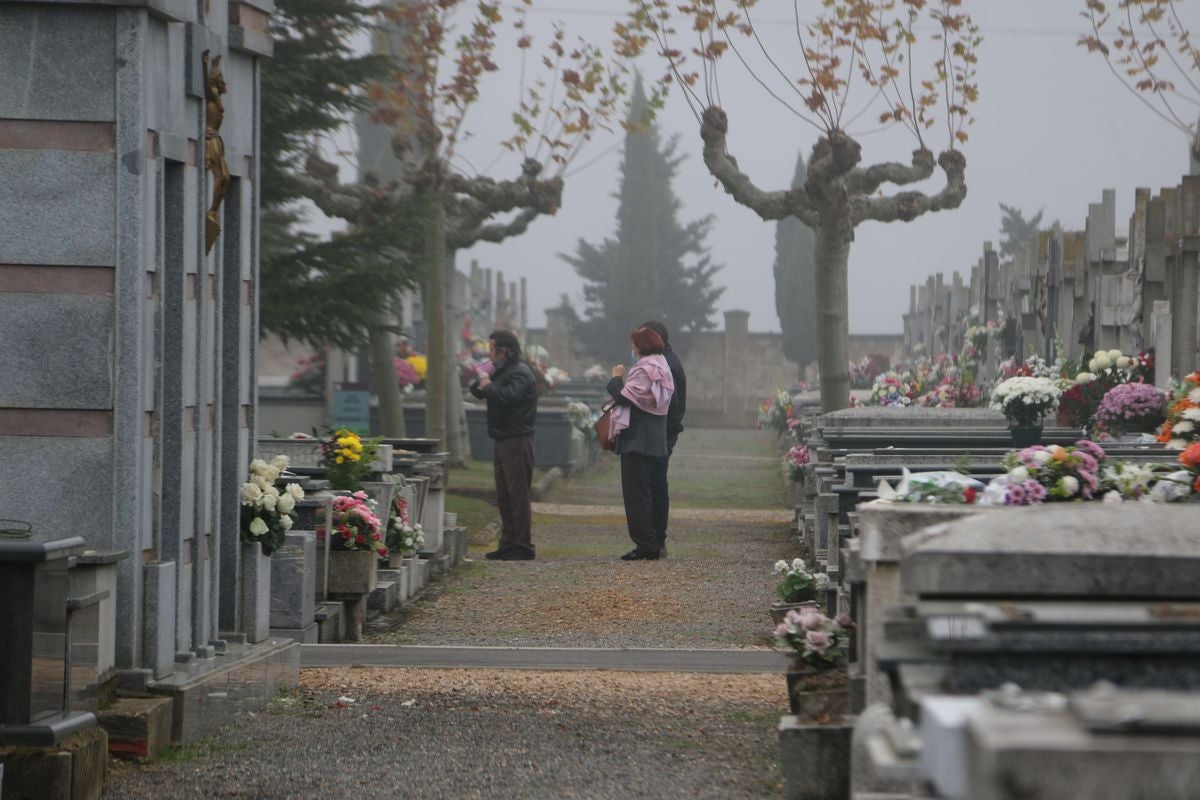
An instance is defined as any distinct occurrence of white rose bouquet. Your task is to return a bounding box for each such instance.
[990,376,1061,427]
[240,455,304,555]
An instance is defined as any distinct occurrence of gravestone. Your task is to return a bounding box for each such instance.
[269,532,316,641]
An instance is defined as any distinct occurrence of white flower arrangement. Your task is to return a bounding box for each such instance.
[387,518,425,557]
[990,376,1062,426]
[240,455,303,555]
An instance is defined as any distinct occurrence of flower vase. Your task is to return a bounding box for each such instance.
[1009,424,1043,448]
[784,665,849,724]
[239,542,271,643]
[327,548,378,595]
[770,599,819,626]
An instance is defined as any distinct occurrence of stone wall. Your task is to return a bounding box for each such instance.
[533,311,903,428]
[0,0,270,679]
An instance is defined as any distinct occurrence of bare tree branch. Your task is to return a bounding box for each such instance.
[851,149,966,225]
[844,148,936,195]
[452,207,542,249]
[806,130,862,185]
[443,157,561,248]
[699,105,818,225]
[299,150,411,221]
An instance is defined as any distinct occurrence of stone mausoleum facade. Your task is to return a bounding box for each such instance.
[0,0,279,704]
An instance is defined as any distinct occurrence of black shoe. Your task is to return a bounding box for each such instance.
[620,549,660,561]
[486,547,535,561]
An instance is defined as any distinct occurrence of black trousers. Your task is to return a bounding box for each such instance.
[620,452,659,553]
[649,434,678,551]
[494,434,535,555]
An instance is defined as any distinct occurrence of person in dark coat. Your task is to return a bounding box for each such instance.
[642,321,686,556]
[469,330,538,560]
[607,326,675,560]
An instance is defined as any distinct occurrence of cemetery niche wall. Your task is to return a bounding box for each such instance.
[0,0,293,777]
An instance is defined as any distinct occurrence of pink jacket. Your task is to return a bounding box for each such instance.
[611,354,675,438]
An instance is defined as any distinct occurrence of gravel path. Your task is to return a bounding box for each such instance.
[103,430,793,799]
[366,515,789,649]
[104,669,786,799]
[367,429,794,650]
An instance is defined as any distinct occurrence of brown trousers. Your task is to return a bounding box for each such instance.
[493,434,535,555]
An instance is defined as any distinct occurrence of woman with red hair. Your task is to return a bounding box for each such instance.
[607,326,676,560]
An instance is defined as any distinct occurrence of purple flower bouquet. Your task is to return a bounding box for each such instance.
[1095,383,1166,435]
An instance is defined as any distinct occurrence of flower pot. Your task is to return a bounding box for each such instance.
[327,549,377,595]
[1009,424,1043,447]
[785,666,849,724]
[770,600,819,626]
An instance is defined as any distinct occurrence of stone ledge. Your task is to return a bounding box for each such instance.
[146,638,299,744]
[35,0,191,22]
[229,25,273,57]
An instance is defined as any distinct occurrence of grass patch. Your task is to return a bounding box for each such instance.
[532,512,626,525]
[664,736,705,752]
[153,738,248,764]
[444,494,497,538]
[437,561,491,594]
[449,458,552,492]
[727,709,779,724]
[543,429,792,510]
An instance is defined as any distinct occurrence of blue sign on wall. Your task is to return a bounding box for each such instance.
[332,382,370,435]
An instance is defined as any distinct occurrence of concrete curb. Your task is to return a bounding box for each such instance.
[300,644,789,673]
[531,466,563,501]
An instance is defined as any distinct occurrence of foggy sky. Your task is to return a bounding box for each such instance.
[325,1,1198,336]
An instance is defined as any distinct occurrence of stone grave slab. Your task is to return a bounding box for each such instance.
[901,505,1200,599]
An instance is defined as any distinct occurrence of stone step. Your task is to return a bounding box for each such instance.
[269,622,319,644]
[146,639,299,745]
[315,601,345,644]
[97,695,173,761]
[368,580,398,613]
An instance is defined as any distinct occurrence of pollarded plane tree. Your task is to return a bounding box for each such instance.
[1079,0,1200,174]
[302,0,634,450]
[626,0,981,411]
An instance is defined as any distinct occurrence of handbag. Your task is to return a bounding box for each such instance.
[594,400,618,452]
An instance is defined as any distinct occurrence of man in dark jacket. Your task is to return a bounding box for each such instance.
[643,321,686,556]
[469,330,538,560]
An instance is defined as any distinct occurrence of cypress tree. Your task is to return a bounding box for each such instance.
[561,76,723,365]
[773,153,817,380]
[997,204,1044,260]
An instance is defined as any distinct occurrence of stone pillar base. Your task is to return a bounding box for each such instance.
[779,715,852,800]
[0,727,108,800]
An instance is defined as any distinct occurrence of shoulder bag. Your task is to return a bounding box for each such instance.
[594,400,618,452]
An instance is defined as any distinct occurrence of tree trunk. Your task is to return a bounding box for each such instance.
[422,190,447,449]
[814,221,852,412]
[368,310,406,436]
[443,247,467,467]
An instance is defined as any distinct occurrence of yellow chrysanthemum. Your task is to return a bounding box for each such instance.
[406,355,428,380]
[335,456,344,464]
